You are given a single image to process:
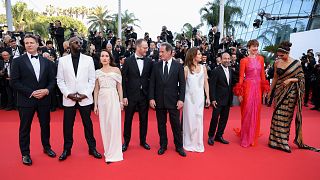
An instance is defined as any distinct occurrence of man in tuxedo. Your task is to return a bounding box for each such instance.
[5,38,24,59]
[122,39,153,152]
[56,36,102,161]
[208,52,233,145]
[10,35,56,165]
[0,51,14,110]
[149,42,186,157]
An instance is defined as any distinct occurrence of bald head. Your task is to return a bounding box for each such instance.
[221,52,231,67]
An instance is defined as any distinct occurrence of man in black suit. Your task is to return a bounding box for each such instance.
[0,51,14,110]
[10,35,57,165]
[5,38,24,59]
[208,52,233,145]
[149,42,186,157]
[122,39,153,152]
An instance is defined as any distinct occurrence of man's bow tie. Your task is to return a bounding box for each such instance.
[31,55,39,59]
[137,57,144,60]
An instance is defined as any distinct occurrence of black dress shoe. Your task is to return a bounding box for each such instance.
[208,137,215,146]
[106,161,112,164]
[59,150,71,161]
[22,155,32,166]
[140,142,151,150]
[43,148,56,157]
[4,107,13,111]
[310,106,319,110]
[176,148,187,157]
[157,147,167,155]
[89,149,102,159]
[122,144,128,152]
[214,137,229,144]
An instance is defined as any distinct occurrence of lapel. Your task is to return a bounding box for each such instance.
[23,54,38,82]
[38,56,45,82]
[141,58,148,76]
[76,54,85,80]
[66,54,76,80]
[132,56,141,76]
[159,61,165,82]
[228,66,232,86]
[167,60,176,81]
[219,66,228,85]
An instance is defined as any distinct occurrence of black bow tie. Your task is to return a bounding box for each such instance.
[137,57,144,60]
[31,55,39,59]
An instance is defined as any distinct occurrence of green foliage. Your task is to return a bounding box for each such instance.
[9,2,86,40]
[200,0,247,36]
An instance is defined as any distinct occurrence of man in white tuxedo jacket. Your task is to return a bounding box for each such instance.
[56,36,102,161]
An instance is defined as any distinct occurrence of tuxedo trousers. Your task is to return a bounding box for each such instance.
[156,108,183,149]
[208,105,230,138]
[18,105,51,156]
[123,90,149,145]
[63,103,96,150]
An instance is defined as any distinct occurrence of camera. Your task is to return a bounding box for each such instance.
[300,53,308,62]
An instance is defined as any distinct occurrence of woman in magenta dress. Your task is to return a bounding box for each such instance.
[233,39,270,147]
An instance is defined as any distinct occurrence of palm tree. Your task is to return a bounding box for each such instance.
[87,6,113,32]
[11,2,37,31]
[200,0,247,36]
[110,10,140,38]
[181,23,203,40]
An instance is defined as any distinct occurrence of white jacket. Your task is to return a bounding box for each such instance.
[57,54,96,107]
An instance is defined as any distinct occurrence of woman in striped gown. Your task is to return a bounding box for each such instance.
[268,41,319,153]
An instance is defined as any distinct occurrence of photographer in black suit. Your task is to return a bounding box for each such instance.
[160,26,174,46]
[10,35,57,165]
[0,51,14,110]
[121,39,153,152]
[301,50,316,107]
[149,42,186,157]
[52,20,65,56]
[208,52,233,146]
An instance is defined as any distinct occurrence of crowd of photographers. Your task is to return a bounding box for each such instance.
[0,22,320,111]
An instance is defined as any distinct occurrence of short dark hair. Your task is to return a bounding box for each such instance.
[46,40,53,45]
[160,42,173,53]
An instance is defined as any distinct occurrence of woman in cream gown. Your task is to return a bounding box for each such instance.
[94,50,124,163]
[183,47,210,152]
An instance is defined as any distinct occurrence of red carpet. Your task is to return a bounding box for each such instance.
[0,105,320,180]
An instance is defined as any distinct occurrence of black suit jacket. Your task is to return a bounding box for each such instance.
[5,46,25,58]
[210,65,233,106]
[10,54,56,107]
[149,60,185,109]
[122,55,153,100]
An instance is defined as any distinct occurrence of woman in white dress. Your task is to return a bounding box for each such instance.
[183,47,210,152]
[94,50,124,164]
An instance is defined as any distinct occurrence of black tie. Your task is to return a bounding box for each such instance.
[137,57,144,60]
[31,55,39,59]
[164,62,168,80]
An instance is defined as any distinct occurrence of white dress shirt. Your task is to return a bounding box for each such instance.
[163,58,173,74]
[222,65,230,85]
[27,52,40,81]
[135,54,144,76]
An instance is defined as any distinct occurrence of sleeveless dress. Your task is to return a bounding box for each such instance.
[183,65,205,152]
[96,70,123,162]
